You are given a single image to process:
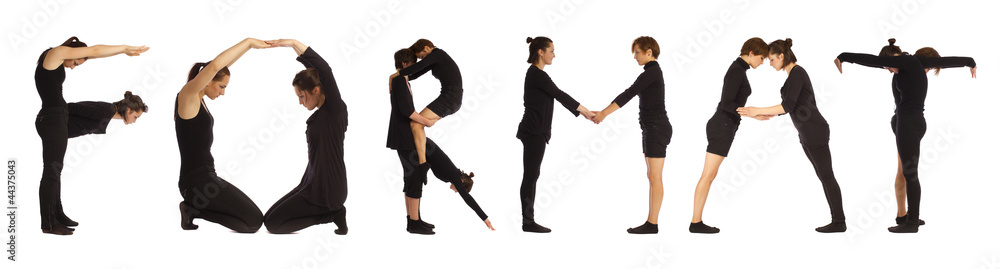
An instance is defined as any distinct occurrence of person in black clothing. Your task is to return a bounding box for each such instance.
[389,48,495,235]
[261,39,349,235]
[517,36,596,233]
[737,38,847,233]
[834,39,977,233]
[591,36,671,234]
[688,37,770,234]
[34,36,148,235]
[389,39,464,189]
[67,91,147,138]
[175,38,271,233]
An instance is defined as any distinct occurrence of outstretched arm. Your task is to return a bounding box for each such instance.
[835,53,909,73]
[179,38,270,98]
[919,56,977,78]
[266,39,309,56]
[43,44,149,70]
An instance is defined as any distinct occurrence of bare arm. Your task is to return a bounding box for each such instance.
[43,45,149,70]
[177,38,270,119]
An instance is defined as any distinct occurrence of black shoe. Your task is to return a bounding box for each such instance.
[689,221,720,234]
[627,221,658,234]
[522,221,552,233]
[888,221,920,233]
[407,216,435,229]
[815,221,847,233]
[332,207,348,235]
[42,223,74,235]
[418,162,431,185]
[179,202,199,230]
[407,218,435,235]
[56,205,78,227]
[895,215,925,225]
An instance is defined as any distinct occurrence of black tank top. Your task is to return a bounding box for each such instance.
[174,95,215,176]
[35,48,67,108]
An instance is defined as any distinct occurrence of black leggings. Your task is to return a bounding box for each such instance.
[800,144,846,222]
[397,139,462,199]
[179,165,263,233]
[519,135,546,222]
[892,113,926,221]
[35,107,68,229]
[264,185,341,234]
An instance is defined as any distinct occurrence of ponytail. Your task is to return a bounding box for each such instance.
[187,62,230,82]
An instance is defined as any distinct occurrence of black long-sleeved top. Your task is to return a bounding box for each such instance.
[516,65,581,142]
[298,47,349,209]
[612,61,669,125]
[35,48,67,108]
[716,57,752,118]
[837,53,976,115]
[385,76,488,220]
[397,48,462,90]
[67,101,115,138]
[779,66,828,145]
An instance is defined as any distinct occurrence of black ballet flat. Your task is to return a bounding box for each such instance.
[179,202,199,230]
[332,207,348,235]
[42,223,74,236]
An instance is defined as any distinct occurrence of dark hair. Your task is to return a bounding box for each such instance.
[112,91,148,117]
[408,39,435,54]
[187,62,230,82]
[394,48,416,69]
[741,37,769,56]
[631,36,660,59]
[879,38,904,57]
[292,68,323,94]
[767,38,797,69]
[526,36,553,64]
[60,36,87,48]
[459,171,475,192]
[914,47,942,75]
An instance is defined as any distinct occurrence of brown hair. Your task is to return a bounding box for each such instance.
[459,171,475,192]
[526,36,553,64]
[914,47,941,75]
[187,62,230,82]
[292,68,322,94]
[394,48,417,69]
[879,38,904,57]
[113,91,149,116]
[632,36,659,59]
[60,36,87,48]
[408,39,435,54]
[767,38,797,69]
[741,37,768,56]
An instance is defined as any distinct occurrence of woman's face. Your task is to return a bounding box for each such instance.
[63,58,86,69]
[123,108,143,125]
[768,53,784,71]
[203,75,230,100]
[295,86,323,111]
[632,45,654,66]
[540,43,556,65]
[745,52,766,69]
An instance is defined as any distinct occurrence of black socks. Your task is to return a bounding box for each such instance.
[332,207,348,235]
[689,221,720,234]
[627,221,658,234]
[406,217,435,235]
[522,221,551,233]
[889,215,921,233]
[407,215,435,229]
[179,202,199,230]
[815,221,847,233]
[895,215,925,225]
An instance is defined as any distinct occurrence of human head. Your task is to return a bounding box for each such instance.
[740,37,769,68]
[767,38,797,71]
[292,68,325,110]
[449,171,475,193]
[394,48,417,69]
[409,39,435,59]
[914,47,941,75]
[113,91,148,125]
[631,36,659,66]
[60,36,88,69]
[526,36,555,65]
[879,39,905,74]
[187,62,231,100]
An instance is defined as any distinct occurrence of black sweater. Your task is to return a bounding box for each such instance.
[397,48,463,90]
[837,53,976,115]
[67,101,115,138]
[516,65,581,142]
[298,47,349,209]
[779,66,829,146]
[612,61,669,125]
[716,57,752,118]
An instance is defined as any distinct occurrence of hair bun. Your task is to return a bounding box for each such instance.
[888,38,896,46]
[526,37,533,44]
[124,91,133,98]
[785,38,793,48]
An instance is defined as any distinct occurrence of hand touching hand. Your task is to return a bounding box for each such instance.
[264,39,295,47]
[751,115,774,121]
[736,107,760,117]
[247,38,271,49]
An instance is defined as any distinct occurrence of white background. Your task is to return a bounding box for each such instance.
[2,0,998,268]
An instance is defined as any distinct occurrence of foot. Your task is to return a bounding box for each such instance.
[179,202,199,230]
[895,215,925,226]
[42,223,74,235]
[888,221,919,233]
[689,221,720,234]
[627,221,658,234]
[815,221,847,233]
[57,211,78,227]
[407,218,435,235]
[332,207,348,235]
[522,221,552,233]
[407,216,435,229]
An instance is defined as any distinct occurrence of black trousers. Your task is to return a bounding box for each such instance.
[263,185,340,234]
[397,139,461,199]
[179,165,263,233]
[891,113,926,221]
[35,107,68,229]
[519,136,546,222]
[800,144,846,222]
